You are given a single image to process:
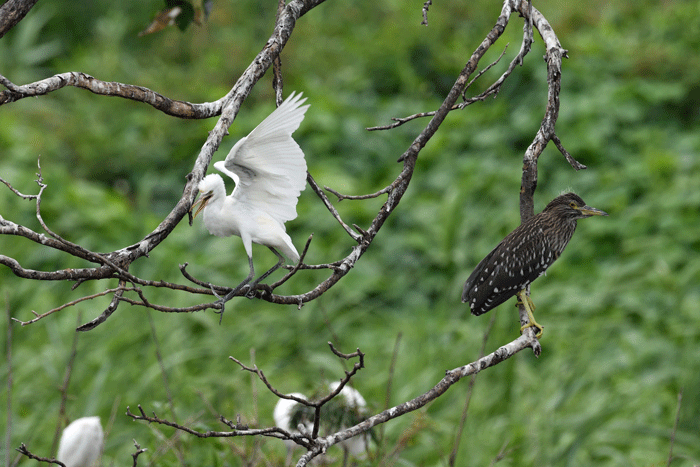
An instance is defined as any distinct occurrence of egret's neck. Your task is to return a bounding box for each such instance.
[201,182,237,237]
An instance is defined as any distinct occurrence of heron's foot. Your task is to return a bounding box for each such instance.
[520,319,544,339]
[516,290,544,339]
[210,280,250,324]
[244,282,272,299]
[515,293,536,311]
[210,288,234,325]
[244,284,257,299]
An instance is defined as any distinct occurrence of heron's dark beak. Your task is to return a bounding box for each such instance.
[578,205,608,217]
[190,192,213,219]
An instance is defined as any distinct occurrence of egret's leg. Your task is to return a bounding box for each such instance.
[517,289,544,338]
[245,247,285,298]
[213,256,255,324]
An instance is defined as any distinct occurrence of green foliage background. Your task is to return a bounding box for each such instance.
[1,0,699,465]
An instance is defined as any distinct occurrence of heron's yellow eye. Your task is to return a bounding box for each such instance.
[569,202,577,209]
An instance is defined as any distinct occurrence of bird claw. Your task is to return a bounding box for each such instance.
[209,285,239,324]
[516,290,543,338]
[244,285,256,299]
[213,299,227,325]
[520,321,544,339]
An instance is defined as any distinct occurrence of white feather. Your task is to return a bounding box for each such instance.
[56,417,103,467]
[196,92,309,263]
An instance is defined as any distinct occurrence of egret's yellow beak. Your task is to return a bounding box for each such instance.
[578,205,608,217]
[190,191,213,219]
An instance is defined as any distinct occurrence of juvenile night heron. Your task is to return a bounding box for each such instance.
[461,192,608,337]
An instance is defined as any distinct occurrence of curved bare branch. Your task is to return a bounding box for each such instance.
[0,72,225,118]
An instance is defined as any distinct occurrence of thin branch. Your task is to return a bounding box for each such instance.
[306,172,361,242]
[76,283,125,331]
[420,0,432,26]
[0,174,37,198]
[460,44,510,101]
[10,287,126,326]
[15,444,65,467]
[488,439,514,467]
[324,184,392,201]
[367,33,514,131]
[131,440,147,467]
[126,405,290,440]
[117,289,218,314]
[552,134,587,171]
[268,234,313,290]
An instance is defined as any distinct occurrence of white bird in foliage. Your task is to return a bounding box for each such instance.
[328,382,369,458]
[273,393,312,466]
[56,416,104,467]
[272,384,369,466]
[191,92,309,310]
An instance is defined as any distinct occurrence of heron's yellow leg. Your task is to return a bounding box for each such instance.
[516,289,543,338]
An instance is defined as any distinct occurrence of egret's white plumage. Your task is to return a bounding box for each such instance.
[273,393,311,466]
[271,383,369,464]
[328,382,369,457]
[191,92,309,306]
[56,416,104,467]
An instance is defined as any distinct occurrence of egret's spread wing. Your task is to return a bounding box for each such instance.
[218,92,309,225]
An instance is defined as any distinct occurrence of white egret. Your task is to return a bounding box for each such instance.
[328,382,369,459]
[191,92,309,314]
[56,416,104,467]
[273,393,312,466]
[272,383,369,465]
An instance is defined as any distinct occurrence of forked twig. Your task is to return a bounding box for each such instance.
[306,172,361,242]
[15,444,65,467]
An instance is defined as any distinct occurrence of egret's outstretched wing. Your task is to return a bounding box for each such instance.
[214,92,309,225]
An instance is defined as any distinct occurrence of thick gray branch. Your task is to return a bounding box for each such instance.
[0,0,38,38]
[0,72,225,118]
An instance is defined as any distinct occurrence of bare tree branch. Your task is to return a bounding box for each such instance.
[324,184,392,201]
[0,0,38,39]
[420,1,432,26]
[126,331,535,467]
[0,72,224,118]
[131,440,147,467]
[15,443,65,467]
[553,134,587,170]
